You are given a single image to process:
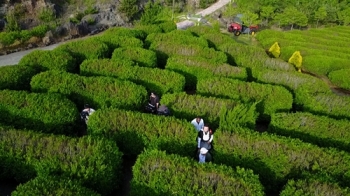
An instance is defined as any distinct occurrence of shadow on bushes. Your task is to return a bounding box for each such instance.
[0,155,37,183]
[129,183,169,196]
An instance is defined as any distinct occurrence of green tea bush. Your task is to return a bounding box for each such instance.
[187,25,220,36]
[29,24,50,38]
[303,55,350,75]
[328,69,350,90]
[160,92,242,129]
[88,108,197,156]
[103,27,147,40]
[55,38,109,65]
[18,50,77,72]
[197,77,293,119]
[0,31,20,46]
[30,70,148,110]
[80,59,185,95]
[111,47,157,68]
[130,149,265,196]
[280,178,350,196]
[219,43,295,72]
[12,176,100,196]
[166,55,247,89]
[269,112,350,152]
[0,90,78,134]
[134,24,163,35]
[0,128,122,195]
[295,90,350,120]
[0,65,38,90]
[150,41,227,67]
[215,127,350,192]
[201,33,238,49]
[252,68,331,94]
[91,35,144,56]
[158,21,177,33]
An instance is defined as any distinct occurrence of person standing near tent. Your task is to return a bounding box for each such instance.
[191,117,204,132]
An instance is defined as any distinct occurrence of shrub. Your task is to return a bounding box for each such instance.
[187,25,219,36]
[0,31,20,46]
[12,176,100,196]
[118,0,139,19]
[18,50,77,72]
[0,128,122,195]
[0,90,78,135]
[219,102,259,130]
[215,127,350,192]
[328,69,350,90]
[197,77,293,120]
[55,38,109,65]
[0,65,38,90]
[111,47,157,68]
[91,35,144,56]
[303,55,350,76]
[30,71,148,110]
[201,33,238,50]
[103,27,147,40]
[160,92,242,129]
[268,42,280,58]
[134,24,163,36]
[280,178,350,196]
[219,43,295,72]
[87,108,197,157]
[269,112,350,152]
[19,30,32,43]
[30,24,50,38]
[157,21,177,33]
[166,55,247,89]
[288,51,302,72]
[130,149,265,196]
[80,59,185,95]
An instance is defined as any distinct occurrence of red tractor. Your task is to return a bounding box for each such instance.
[228,14,259,36]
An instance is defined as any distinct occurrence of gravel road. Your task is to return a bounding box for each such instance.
[0,0,230,66]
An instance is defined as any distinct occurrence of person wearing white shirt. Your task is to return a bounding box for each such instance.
[191,117,204,132]
[81,104,95,124]
[197,125,213,150]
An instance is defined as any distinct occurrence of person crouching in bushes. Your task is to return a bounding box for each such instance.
[199,147,212,163]
[191,116,204,132]
[157,104,171,116]
[197,124,213,151]
[80,104,95,124]
[145,92,160,114]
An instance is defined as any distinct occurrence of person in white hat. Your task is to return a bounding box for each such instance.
[199,147,208,163]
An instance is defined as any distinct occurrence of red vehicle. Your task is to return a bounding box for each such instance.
[228,14,259,36]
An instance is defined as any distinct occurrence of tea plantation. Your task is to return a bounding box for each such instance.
[1,23,350,195]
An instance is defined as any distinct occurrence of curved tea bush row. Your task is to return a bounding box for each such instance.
[80,59,185,95]
[18,50,77,72]
[166,55,247,89]
[134,24,163,35]
[149,41,227,67]
[12,176,100,196]
[0,65,38,90]
[111,47,157,68]
[145,30,209,48]
[295,90,350,120]
[187,25,219,36]
[160,93,242,129]
[215,127,350,192]
[30,71,148,110]
[197,77,293,119]
[87,108,197,157]
[252,68,331,94]
[0,90,78,134]
[219,43,295,72]
[90,35,144,56]
[103,27,147,40]
[0,127,122,195]
[130,150,264,196]
[280,178,350,196]
[55,38,109,65]
[328,69,350,90]
[268,112,350,152]
[201,33,238,50]
[302,55,350,76]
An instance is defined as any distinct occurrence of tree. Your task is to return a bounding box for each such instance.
[314,6,327,28]
[337,7,350,26]
[139,1,163,25]
[118,0,139,20]
[241,10,260,26]
[260,6,275,25]
[288,51,302,72]
[275,6,308,30]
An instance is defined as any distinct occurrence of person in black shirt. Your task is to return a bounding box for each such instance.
[145,92,160,113]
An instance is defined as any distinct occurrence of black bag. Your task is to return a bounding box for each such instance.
[80,111,89,122]
[145,103,156,113]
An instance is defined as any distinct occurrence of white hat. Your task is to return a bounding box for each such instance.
[200,148,208,154]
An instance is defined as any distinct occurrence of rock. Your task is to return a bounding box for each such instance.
[55,26,67,37]
[76,20,89,36]
[42,36,53,46]
[0,18,5,31]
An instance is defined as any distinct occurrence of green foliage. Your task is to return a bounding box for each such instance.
[80,59,185,95]
[269,112,350,153]
[219,102,259,130]
[134,24,163,35]
[38,8,56,23]
[187,25,219,36]
[160,92,241,129]
[201,33,237,49]
[0,90,78,134]
[130,149,265,196]
[288,51,302,72]
[166,55,247,90]
[111,47,157,68]
[139,1,163,25]
[197,77,293,120]
[314,6,327,27]
[0,31,20,46]
[241,10,260,26]
[268,42,280,58]
[30,24,50,38]
[87,108,197,156]
[0,65,38,90]
[328,69,350,90]
[91,35,144,56]
[30,70,148,110]
[219,43,295,71]
[157,21,177,33]
[55,38,109,65]
[215,127,350,192]
[274,6,308,29]
[5,12,21,32]
[280,178,350,196]
[19,30,32,43]
[19,50,77,72]
[199,0,216,9]
[0,128,123,195]
[103,27,147,40]
[118,0,139,19]
[303,55,350,76]
[12,176,100,196]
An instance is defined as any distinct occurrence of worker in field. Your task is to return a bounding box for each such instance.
[197,124,213,151]
[145,92,160,114]
[80,104,95,124]
[191,117,204,132]
[198,147,212,163]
